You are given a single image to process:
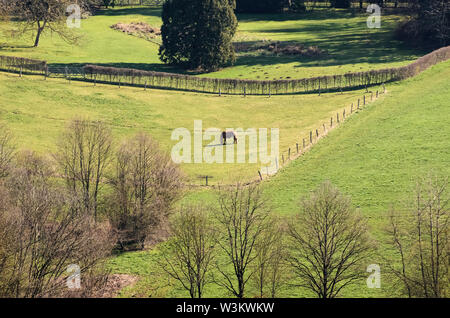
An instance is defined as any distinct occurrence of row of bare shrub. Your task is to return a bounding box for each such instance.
[0,55,47,75]
[0,46,448,94]
[82,45,450,95]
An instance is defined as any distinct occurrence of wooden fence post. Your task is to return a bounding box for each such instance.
[310,131,313,144]
[351,103,353,113]
[316,129,319,138]
[244,87,246,97]
[343,109,346,119]
[376,90,378,98]
[331,117,333,127]
[258,170,263,181]
[303,138,306,149]
[323,123,326,132]
[337,113,340,123]
[282,154,285,164]
[358,99,360,109]
[288,148,291,159]
[363,95,366,105]
[296,143,299,154]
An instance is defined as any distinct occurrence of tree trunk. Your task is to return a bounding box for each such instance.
[34,22,44,47]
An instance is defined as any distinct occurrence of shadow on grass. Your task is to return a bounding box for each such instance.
[7,7,427,77]
[48,62,187,74]
[95,6,162,18]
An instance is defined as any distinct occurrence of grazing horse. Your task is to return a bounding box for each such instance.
[221,131,237,145]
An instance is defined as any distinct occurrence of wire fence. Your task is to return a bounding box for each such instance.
[183,83,387,188]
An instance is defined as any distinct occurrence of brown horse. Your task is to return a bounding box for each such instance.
[221,131,237,145]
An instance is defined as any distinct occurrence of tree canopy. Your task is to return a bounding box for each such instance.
[159,0,238,72]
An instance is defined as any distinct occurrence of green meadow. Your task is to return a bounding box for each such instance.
[0,7,423,80]
[108,60,450,298]
[0,5,448,298]
[0,71,381,184]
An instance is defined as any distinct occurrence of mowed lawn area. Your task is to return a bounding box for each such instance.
[0,7,422,79]
[0,71,376,184]
[108,60,450,298]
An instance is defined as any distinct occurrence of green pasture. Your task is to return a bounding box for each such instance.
[108,59,450,298]
[0,70,379,184]
[0,5,448,298]
[0,7,423,80]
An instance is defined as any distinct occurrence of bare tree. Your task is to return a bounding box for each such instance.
[251,215,289,298]
[0,150,113,298]
[385,174,449,298]
[287,181,373,298]
[56,119,112,221]
[0,123,15,179]
[107,132,183,250]
[158,205,216,298]
[3,0,86,47]
[212,183,271,298]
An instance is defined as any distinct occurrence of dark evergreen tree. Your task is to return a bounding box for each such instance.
[159,0,238,72]
[396,0,449,48]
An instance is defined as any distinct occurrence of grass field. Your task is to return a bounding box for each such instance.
[108,60,450,298]
[0,70,380,184]
[0,5,448,298]
[0,7,423,80]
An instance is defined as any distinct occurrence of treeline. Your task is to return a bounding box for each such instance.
[92,1,413,12]
[228,1,410,13]
[153,177,450,298]
[0,121,183,297]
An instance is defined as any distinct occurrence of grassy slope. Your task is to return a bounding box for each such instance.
[0,71,373,184]
[0,7,422,79]
[109,60,450,298]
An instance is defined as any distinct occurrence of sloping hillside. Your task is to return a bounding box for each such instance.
[262,60,450,219]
